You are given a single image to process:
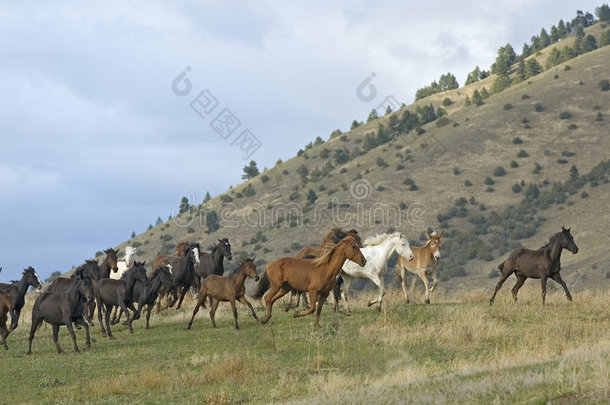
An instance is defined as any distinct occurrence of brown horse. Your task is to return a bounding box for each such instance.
[397,231,443,304]
[187,258,259,330]
[259,235,366,328]
[152,241,189,273]
[0,293,14,350]
[490,227,579,305]
[289,228,362,309]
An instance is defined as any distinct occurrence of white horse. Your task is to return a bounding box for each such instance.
[338,232,414,314]
[110,246,138,280]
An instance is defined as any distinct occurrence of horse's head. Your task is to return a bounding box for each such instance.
[190,243,201,265]
[346,229,363,248]
[560,226,578,254]
[396,233,414,261]
[241,257,259,281]
[426,231,443,261]
[157,265,174,290]
[77,274,95,303]
[132,261,149,284]
[344,236,366,267]
[218,238,233,260]
[23,266,42,290]
[104,248,120,272]
[84,259,101,281]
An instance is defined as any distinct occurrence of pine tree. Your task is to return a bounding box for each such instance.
[241,160,260,180]
[155,216,163,226]
[204,191,211,203]
[472,90,484,106]
[179,196,190,214]
[596,3,610,21]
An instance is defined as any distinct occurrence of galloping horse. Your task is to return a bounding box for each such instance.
[490,227,579,305]
[290,228,362,309]
[167,242,201,309]
[338,232,414,313]
[258,235,366,328]
[188,258,259,330]
[94,261,148,337]
[0,266,43,332]
[397,231,443,304]
[47,259,100,325]
[27,273,94,354]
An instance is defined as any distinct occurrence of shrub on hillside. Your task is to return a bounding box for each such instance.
[493,167,507,177]
[484,177,495,185]
[510,160,519,168]
[517,149,529,158]
[599,79,610,91]
[559,111,572,119]
[534,102,544,112]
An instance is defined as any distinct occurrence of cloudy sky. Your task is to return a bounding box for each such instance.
[0,1,602,281]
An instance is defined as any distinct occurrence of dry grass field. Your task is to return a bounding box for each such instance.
[2,286,608,404]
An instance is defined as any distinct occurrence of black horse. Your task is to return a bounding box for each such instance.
[47,260,100,326]
[133,265,173,329]
[94,261,148,338]
[490,226,579,305]
[195,238,233,279]
[167,242,200,310]
[99,248,119,278]
[0,266,42,332]
[27,273,94,354]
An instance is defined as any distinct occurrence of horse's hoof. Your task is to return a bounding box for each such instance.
[425,299,430,304]
[367,301,374,307]
[26,351,32,355]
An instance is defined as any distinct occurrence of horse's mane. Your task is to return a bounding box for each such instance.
[363,232,401,247]
[541,232,561,249]
[313,237,351,266]
[208,242,219,252]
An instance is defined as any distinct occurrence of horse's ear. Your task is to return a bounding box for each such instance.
[425,232,431,239]
[561,226,567,232]
[141,260,146,265]
[115,249,119,255]
[439,230,444,238]
[566,226,571,232]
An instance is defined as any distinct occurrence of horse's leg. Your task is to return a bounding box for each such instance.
[209,299,220,328]
[399,266,409,303]
[551,273,572,302]
[313,291,330,328]
[230,299,239,330]
[121,303,134,333]
[340,274,353,315]
[65,319,80,353]
[104,303,114,339]
[75,317,91,349]
[9,308,20,332]
[430,268,438,292]
[187,292,207,330]
[238,296,259,322]
[52,324,63,354]
[112,307,122,325]
[0,322,9,350]
[511,274,527,302]
[418,271,431,304]
[176,284,190,310]
[96,297,106,337]
[261,285,291,324]
[490,269,513,305]
[27,317,43,354]
[301,291,309,307]
[145,305,153,329]
[410,276,417,301]
[366,272,385,310]
[540,275,548,305]
[295,290,317,318]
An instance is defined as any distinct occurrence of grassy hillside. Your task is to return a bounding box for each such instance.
[102,23,610,296]
[2,290,608,403]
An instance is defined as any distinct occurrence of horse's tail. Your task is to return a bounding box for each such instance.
[332,275,343,302]
[497,262,504,271]
[252,267,270,300]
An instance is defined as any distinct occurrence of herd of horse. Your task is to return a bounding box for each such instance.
[0,225,578,354]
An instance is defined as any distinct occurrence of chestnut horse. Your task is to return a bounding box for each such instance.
[289,228,362,309]
[397,231,443,304]
[187,258,259,330]
[259,235,366,328]
[490,226,578,305]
